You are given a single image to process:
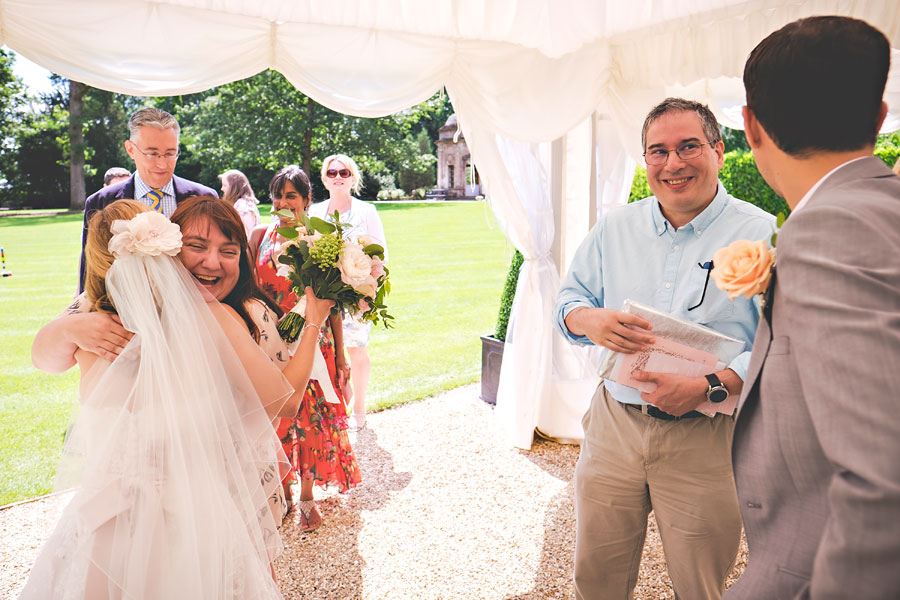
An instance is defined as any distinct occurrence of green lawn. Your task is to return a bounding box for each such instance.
[0,201,511,505]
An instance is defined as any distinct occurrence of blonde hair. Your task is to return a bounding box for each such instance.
[321,154,363,195]
[84,200,151,313]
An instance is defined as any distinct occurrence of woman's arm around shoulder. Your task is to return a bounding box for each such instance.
[32,296,133,373]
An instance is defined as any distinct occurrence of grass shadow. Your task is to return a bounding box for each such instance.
[0,213,84,228]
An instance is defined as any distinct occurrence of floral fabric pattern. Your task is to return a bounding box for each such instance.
[256,225,361,493]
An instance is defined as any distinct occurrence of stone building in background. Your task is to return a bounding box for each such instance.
[430,114,481,200]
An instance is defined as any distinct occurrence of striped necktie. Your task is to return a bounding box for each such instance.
[148,189,164,213]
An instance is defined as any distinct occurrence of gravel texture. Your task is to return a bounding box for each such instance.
[0,383,747,599]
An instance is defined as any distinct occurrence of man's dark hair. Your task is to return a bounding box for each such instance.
[744,16,889,156]
[269,165,312,203]
[103,167,130,186]
[641,98,722,151]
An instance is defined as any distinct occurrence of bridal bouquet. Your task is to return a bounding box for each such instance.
[274,210,393,342]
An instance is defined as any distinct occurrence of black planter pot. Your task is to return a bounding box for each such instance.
[480,335,505,404]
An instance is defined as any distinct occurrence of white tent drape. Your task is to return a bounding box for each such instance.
[3,0,899,448]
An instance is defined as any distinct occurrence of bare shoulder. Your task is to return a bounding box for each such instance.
[218,302,251,332]
[249,224,269,260]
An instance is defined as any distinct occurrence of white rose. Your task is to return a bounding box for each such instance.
[108,212,182,257]
[337,244,375,292]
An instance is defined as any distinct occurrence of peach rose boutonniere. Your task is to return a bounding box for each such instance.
[711,239,775,300]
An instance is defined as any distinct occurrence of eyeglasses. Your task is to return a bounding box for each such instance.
[325,169,352,178]
[643,141,716,166]
[131,143,179,161]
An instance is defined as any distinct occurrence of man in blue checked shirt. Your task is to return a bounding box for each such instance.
[555,98,774,600]
[77,107,217,292]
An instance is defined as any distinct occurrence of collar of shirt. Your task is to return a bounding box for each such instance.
[792,156,869,213]
[649,181,728,237]
[133,173,175,200]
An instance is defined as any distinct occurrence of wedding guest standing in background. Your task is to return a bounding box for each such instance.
[102,167,130,188]
[251,165,361,532]
[220,169,261,237]
[309,153,388,431]
[727,16,900,599]
[78,107,217,292]
[555,98,774,599]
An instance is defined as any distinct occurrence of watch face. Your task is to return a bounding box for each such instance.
[709,388,729,403]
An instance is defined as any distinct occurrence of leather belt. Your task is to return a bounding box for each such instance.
[624,402,704,421]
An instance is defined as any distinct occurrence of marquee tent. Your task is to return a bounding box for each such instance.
[3,0,899,448]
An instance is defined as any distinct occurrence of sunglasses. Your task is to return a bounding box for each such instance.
[326,169,352,178]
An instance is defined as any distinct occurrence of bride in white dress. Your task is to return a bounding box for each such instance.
[20,201,319,599]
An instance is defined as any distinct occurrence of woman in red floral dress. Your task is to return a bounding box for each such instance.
[250,165,361,531]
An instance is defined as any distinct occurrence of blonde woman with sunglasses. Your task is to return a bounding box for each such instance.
[309,154,388,431]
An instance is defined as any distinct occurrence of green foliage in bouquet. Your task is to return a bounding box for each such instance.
[274,209,393,342]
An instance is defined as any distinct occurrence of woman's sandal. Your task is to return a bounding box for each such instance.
[298,500,322,532]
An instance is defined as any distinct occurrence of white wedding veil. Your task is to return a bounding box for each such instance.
[21,212,291,599]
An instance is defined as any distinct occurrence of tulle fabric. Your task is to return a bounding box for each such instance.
[20,252,293,600]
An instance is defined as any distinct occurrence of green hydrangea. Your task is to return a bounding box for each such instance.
[308,233,343,271]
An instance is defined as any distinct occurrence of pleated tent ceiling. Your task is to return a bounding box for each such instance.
[3,0,899,448]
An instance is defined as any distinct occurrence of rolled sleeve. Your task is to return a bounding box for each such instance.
[555,223,604,345]
[726,350,751,382]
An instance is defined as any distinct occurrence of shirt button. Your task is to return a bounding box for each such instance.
[665,283,671,289]
[673,245,679,251]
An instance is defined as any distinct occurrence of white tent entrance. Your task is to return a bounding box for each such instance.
[3,0,899,448]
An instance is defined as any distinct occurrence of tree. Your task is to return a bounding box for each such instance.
[0,49,27,206]
[721,126,750,153]
[179,70,450,200]
[68,80,86,210]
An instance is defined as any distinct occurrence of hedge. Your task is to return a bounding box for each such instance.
[495,249,524,342]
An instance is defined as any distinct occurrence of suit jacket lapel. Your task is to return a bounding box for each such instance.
[735,268,775,420]
[117,175,136,201]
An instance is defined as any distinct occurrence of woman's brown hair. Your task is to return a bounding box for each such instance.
[83,200,150,313]
[219,169,258,206]
[170,195,282,341]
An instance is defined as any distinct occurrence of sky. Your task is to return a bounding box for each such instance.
[4,48,55,95]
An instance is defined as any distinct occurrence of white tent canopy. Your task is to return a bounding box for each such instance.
[4,0,899,447]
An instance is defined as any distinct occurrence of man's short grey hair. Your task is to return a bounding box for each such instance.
[128,107,180,140]
[641,98,722,151]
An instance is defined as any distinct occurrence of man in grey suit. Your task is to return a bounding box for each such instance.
[727,16,900,599]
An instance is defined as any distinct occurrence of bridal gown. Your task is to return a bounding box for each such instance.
[20,244,293,599]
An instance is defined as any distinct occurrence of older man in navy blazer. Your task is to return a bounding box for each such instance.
[728,16,900,599]
[78,107,216,291]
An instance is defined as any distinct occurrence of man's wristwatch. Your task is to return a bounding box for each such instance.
[705,373,729,404]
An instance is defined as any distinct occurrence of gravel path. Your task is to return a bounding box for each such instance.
[0,383,747,599]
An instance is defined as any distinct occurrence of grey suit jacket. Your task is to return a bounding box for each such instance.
[727,157,900,599]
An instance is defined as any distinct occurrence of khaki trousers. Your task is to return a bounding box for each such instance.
[574,384,741,600]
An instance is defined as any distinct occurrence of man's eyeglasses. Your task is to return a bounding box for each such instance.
[131,143,179,161]
[643,141,716,166]
[326,169,352,178]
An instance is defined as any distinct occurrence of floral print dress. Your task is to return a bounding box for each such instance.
[255,223,361,492]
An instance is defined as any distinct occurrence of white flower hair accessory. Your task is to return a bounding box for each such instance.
[108,212,183,257]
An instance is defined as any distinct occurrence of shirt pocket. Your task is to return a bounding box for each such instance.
[684,261,735,325]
